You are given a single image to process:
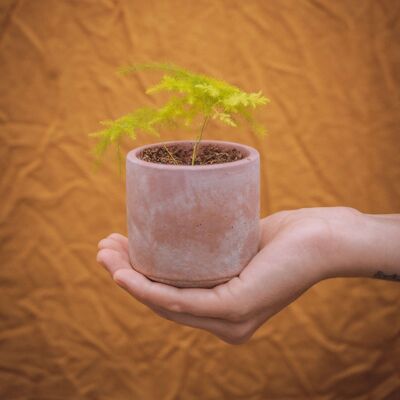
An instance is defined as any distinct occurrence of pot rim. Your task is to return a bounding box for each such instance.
[126,140,259,171]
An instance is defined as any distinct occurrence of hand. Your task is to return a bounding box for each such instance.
[96,207,388,344]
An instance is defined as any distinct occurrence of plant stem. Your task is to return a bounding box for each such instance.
[191,115,209,165]
[163,144,179,164]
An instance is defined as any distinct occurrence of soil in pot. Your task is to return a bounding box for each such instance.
[139,143,245,165]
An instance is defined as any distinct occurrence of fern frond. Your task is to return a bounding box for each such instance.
[236,107,268,138]
[91,62,270,165]
[212,111,237,127]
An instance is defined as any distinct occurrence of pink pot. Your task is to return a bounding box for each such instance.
[126,140,260,288]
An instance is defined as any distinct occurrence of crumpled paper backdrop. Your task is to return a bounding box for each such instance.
[0,1,399,399]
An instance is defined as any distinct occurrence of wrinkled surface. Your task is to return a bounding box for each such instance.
[0,1,399,399]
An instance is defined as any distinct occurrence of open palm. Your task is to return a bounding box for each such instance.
[97,207,359,344]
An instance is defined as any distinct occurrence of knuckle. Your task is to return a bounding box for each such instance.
[166,301,183,313]
[224,322,254,345]
[304,223,330,246]
[227,305,251,322]
[225,333,252,345]
[216,284,251,322]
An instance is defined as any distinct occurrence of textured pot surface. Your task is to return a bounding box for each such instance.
[126,140,260,288]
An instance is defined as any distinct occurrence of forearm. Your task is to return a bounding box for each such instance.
[324,211,400,281]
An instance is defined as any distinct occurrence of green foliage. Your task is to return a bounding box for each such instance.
[90,62,270,162]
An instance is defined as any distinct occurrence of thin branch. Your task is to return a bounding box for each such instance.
[191,115,209,165]
[163,144,179,164]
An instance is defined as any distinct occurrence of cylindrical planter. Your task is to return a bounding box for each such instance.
[126,140,260,288]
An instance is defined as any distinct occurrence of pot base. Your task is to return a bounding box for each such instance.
[140,271,237,288]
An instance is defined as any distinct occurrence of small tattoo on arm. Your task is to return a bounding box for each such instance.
[373,271,400,282]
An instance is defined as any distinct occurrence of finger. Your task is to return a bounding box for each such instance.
[149,304,234,334]
[113,268,240,319]
[98,237,129,262]
[107,233,129,252]
[148,304,255,345]
[97,248,132,275]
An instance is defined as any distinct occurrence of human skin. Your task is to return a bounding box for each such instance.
[97,207,400,344]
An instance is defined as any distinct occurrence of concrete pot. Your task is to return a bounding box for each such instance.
[126,140,260,288]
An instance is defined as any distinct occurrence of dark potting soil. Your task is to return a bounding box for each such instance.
[139,144,245,165]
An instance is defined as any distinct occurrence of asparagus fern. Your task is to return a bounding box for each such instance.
[90,62,270,166]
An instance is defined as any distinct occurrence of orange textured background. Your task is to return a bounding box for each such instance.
[1,1,399,399]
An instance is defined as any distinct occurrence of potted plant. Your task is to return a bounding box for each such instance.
[91,63,269,287]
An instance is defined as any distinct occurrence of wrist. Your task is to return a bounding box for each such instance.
[321,209,400,280]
